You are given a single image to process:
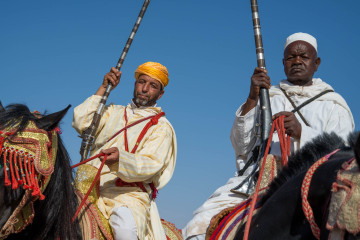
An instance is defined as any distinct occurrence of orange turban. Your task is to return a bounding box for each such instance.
[135,62,169,87]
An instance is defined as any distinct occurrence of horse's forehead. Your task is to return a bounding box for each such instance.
[16,121,51,141]
[2,120,57,176]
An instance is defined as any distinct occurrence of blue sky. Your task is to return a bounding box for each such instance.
[1,0,360,229]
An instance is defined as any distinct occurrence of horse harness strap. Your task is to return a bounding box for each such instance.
[112,107,165,200]
[280,88,334,127]
[301,149,340,240]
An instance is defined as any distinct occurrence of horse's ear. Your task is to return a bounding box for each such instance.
[0,101,5,112]
[35,105,71,131]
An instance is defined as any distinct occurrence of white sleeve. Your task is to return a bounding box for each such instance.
[72,95,114,136]
[230,103,259,156]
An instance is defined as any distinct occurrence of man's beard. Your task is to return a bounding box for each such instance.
[134,96,149,106]
[133,90,159,107]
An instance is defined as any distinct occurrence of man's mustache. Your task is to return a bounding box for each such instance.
[290,65,305,71]
[137,93,150,98]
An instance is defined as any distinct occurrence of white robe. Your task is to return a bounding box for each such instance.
[182,78,354,239]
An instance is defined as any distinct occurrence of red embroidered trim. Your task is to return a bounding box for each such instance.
[113,107,165,200]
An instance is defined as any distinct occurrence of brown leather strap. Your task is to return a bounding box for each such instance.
[280,88,310,126]
[280,88,334,127]
[291,89,334,113]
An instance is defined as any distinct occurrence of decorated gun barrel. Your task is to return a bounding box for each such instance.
[80,0,151,161]
[231,0,272,194]
[251,0,272,141]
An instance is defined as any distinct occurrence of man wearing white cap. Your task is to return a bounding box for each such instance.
[182,32,354,240]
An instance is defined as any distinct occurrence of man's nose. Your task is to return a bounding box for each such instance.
[293,56,302,64]
[141,83,150,92]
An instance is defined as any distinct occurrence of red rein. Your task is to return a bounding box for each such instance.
[243,115,291,240]
[71,152,107,222]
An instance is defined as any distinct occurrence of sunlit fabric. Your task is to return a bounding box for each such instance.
[182,78,354,240]
[73,95,177,240]
[135,62,169,87]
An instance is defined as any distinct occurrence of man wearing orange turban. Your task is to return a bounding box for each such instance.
[73,62,177,240]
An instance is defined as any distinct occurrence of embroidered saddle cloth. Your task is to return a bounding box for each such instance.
[327,158,360,236]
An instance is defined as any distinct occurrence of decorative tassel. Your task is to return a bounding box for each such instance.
[3,150,11,186]
[9,151,18,189]
[149,182,158,200]
[31,161,45,200]
[0,136,5,154]
[14,151,23,186]
[54,126,62,135]
[31,160,39,196]
[28,156,35,190]
[18,153,28,189]
[35,175,45,200]
[24,154,31,189]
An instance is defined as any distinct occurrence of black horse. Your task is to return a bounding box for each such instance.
[235,132,360,240]
[0,103,82,240]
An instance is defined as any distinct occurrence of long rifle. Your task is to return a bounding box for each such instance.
[80,0,151,161]
[231,0,272,195]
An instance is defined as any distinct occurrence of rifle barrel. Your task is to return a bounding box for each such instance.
[80,0,151,161]
[251,0,272,141]
[231,0,272,194]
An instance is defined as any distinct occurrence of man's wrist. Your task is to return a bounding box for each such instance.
[95,86,106,96]
[240,97,258,116]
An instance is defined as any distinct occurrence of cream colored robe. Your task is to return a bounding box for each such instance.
[73,95,177,240]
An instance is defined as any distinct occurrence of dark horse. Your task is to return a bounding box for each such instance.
[0,103,82,240]
[235,132,360,240]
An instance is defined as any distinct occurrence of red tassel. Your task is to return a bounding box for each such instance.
[149,182,158,200]
[31,160,39,197]
[136,182,148,193]
[0,136,5,153]
[3,150,11,186]
[9,151,18,189]
[23,154,31,189]
[28,156,35,190]
[32,174,45,200]
[14,151,23,185]
[18,153,28,189]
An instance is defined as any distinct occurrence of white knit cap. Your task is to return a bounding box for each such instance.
[284,32,317,52]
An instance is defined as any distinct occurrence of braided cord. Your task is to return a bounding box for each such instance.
[301,149,340,239]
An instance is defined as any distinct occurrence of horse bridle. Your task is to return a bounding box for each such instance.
[0,122,58,239]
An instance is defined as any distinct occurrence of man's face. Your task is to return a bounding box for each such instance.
[133,74,164,107]
[283,41,321,86]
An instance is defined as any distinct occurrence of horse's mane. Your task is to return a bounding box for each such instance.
[1,104,82,240]
[0,104,36,133]
[260,132,347,204]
